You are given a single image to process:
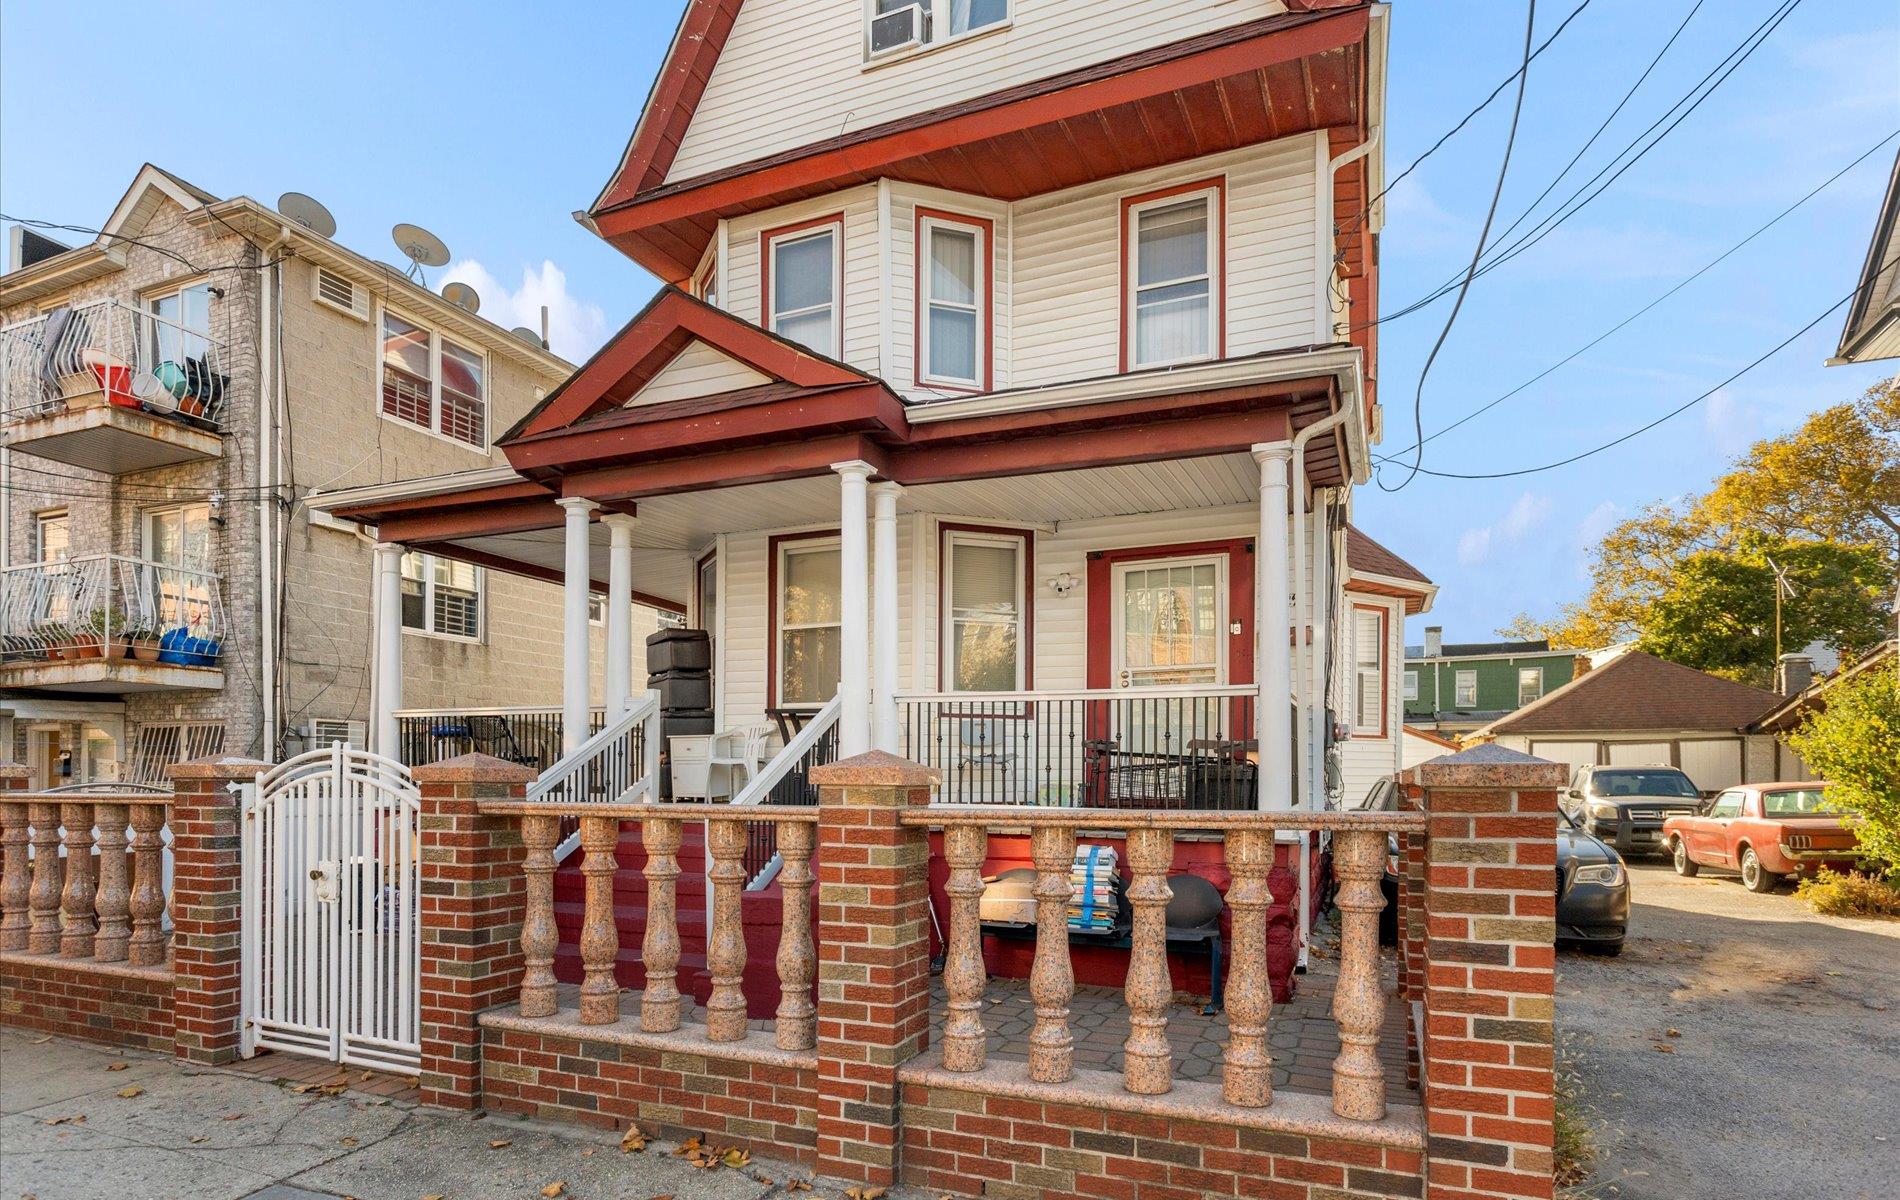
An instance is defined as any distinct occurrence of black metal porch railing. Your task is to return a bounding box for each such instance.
[394,707,608,773]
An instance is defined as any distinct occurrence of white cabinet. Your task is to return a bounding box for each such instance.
[670,734,714,800]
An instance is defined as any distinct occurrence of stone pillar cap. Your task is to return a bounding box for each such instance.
[411,753,539,784]
[169,756,272,781]
[1401,744,1569,789]
[0,763,31,779]
[809,750,939,788]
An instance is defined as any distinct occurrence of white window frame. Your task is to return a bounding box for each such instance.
[765,222,843,360]
[1454,669,1478,708]
[141,502,212,569]
[940,530,1027,693]
[863,0,1012,64]
[399,551,485,644]
[1351,605,1386,737]
[917,213,987,389]
[1403,670,1419,703]
[776,537,843,709]
[1517,665,1544,707]
[1124,185,1221,369]
[34,510,69,563]
[376,305,489,449]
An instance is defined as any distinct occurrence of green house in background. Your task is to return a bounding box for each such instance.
[1404,626,1582,740]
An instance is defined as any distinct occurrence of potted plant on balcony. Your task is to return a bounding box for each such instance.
[71,608,107,658]
[87,606,133,659]
[121,618,161,662]
[37,620,76,660]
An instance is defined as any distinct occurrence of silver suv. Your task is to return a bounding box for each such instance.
[1563,765,1702,857]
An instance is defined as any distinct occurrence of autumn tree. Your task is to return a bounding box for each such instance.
[1788,668,1900,880]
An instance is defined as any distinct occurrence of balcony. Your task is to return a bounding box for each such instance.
[1,300,227,473]
[0,554,226,693]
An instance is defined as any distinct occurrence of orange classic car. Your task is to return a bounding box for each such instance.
[1662,782,1861,893]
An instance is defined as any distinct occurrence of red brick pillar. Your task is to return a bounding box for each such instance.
[412,754,536,1109]
[1404,749,1563,1200]
[167,756,269,1065]
[807,751,936,1186]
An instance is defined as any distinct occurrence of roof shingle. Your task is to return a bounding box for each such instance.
[1481,651,1784,735]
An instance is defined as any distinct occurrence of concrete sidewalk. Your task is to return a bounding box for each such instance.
[0,1030,831,1200]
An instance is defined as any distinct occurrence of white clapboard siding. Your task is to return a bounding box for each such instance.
[669,0,1290,183]
[888,185,1013,402]
[632,342,771,407]
[726,187,883,378]
[1009,136,1322,388]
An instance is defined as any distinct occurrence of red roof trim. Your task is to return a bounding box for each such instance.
[594,0,745,212]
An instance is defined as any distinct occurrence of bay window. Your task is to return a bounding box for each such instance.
[400,552,482,641]
[380,311,487,448]
[764,219,841,358]
[776,538,842,707]
[942,529,1025,692]
[1124,182,1222,369]
[917,211,988,389]
[1352,605,1386,735]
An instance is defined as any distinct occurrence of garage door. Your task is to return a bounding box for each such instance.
[1677,739,1743,792]
[1530,742,1598,775]
[1606,742,1673,768]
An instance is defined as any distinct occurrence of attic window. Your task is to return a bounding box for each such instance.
[866,0,1009,60]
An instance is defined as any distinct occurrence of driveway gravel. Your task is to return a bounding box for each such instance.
[1557,861,1899,1200]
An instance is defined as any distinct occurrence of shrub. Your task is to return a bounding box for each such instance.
[1794,868,1900,919]
[1788,668,1900,880]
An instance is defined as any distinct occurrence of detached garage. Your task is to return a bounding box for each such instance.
[1473,651,1789,793]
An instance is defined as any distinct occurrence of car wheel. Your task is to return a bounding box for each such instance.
[1740,846,1780,894]
[1671,837,1699,877]
[1590,939,1624,957]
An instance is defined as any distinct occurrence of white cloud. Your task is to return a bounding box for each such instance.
[1456,490,1551,566]
[1457,526,1493,566]
[1702,388,1762,456]
[1500,492,1553,540]
[438,258,609,362]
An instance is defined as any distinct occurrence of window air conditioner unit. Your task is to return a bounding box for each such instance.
[308,718,368,750]
[869,3,928,55]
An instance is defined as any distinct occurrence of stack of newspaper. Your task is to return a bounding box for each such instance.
[1069,843,1120,931]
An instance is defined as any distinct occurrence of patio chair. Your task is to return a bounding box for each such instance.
[708,721,774,798]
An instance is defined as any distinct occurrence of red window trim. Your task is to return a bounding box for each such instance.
[1117,176,1227,374]
[1350,601,1388,739]
[1084,538,1254,690]
[758,213,846,356]
[912,206,995,393]
[766,528,840,710]
[937,520,1033,691]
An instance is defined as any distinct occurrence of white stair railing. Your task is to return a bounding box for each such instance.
[532,690,661,862]
[735,696,842,890]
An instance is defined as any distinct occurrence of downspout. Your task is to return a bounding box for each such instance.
[259,224,293,761]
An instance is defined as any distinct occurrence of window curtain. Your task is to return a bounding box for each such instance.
[927,225,979,381]
[1134,200,1210,365]
[780,547,842,705]
[950,540,1019,691]
[949,0,1008,35]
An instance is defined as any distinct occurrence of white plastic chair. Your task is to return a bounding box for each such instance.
[708,722,774,799]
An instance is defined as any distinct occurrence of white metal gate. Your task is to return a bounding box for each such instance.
[241,745,421,1071]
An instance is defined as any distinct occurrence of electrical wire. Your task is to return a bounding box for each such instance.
[1374,126,1900,463]
[1377,253,1899,483]
[1382,0,1539,493]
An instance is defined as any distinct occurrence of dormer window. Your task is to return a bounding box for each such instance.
[866,0,1009,60]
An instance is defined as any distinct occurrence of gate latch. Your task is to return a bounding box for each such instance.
[310,860,340,904]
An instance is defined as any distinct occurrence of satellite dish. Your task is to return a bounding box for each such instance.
[276,192,336,238]
[391,222,450,281]
[442,282,481,314]
[510,325,543,347]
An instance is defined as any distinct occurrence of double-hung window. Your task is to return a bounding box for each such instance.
[1403,670,1419,702]
[34,511,68,563]
[1454,670,1478,708]
[1517,666,1544,706]
[1352,606,1386,735]
[146,281,214,364]
[943,529,1025,692]
[776,539,842,707]
[380,312,487,447]
[400,552,482,641]
[917,212,988,389]
[765,220,841,358]
[1124,183,1222,369]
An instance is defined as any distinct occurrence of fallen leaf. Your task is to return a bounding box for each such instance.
[41,1115,78,1126]
[580,1147,595,1158]
[360,1071,374,1081]
[540,1185,566,1199]
[31,1034,52,1043]
[423,1195,446,1200]
[339,1136,358,1148]
[619,1128,647,1153]
[489,1139,512,1150]
[106,1062,129,1072]
[1664,1029,1681,1038]
[721,1147,749,1168]
[1652,1044,1675,1054]
[189,1134,209,1144]
[116,1085,144,1098]
[222,1113,244,1121]
[845,1187,887,1200]
[785,1181,812,1193]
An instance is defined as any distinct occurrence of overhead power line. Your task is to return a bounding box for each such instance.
[1382,0,1540,493]
[1377,252,1900,483]
[1375,127,1900,463]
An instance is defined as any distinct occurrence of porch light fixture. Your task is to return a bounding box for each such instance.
[1047,571,1079,595]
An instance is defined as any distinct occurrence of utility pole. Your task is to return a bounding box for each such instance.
[1767,556,1797,662]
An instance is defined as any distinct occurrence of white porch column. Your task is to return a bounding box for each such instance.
[833,461,875,757]
[372,542,405,760]
[558,497,599,755]
[603,512,637,715]
[870,481,903,753]
[1252,444,1293,811]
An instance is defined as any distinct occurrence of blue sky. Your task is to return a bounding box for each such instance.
[3,1,1896,644]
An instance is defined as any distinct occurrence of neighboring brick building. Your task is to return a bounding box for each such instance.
[1,166,667,784]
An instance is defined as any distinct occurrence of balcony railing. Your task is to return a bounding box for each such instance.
[1,299,229,432]
[0,555,225,668]
[896,686,1263,809]
[394,706,610,773]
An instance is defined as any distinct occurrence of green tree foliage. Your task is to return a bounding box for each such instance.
[1518,376,1899,661]
[1788,668,1900,880]
[1636,537,1890,685]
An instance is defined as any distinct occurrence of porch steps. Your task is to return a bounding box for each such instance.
[551,820,711,993]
